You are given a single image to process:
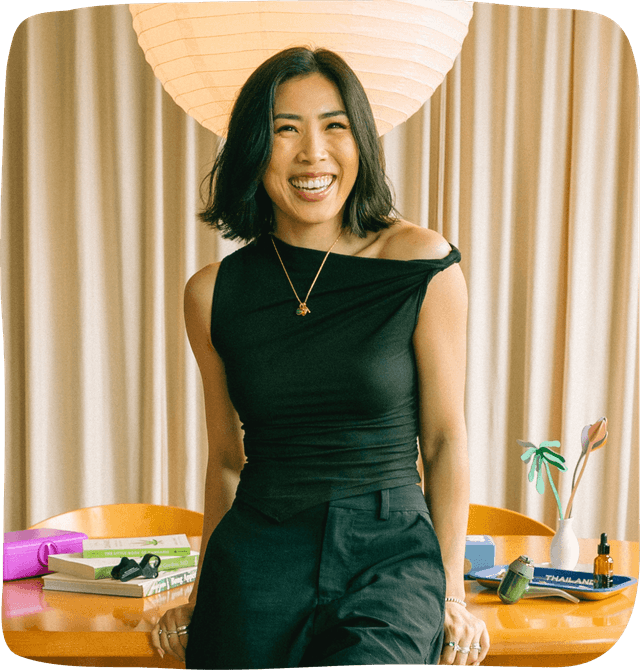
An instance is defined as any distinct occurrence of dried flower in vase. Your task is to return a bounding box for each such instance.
[564,417,608,519]
[518,440,567,520]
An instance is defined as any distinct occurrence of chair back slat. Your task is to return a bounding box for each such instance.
[29,504,204,539]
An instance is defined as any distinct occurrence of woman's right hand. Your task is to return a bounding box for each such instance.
[151,601,195,662]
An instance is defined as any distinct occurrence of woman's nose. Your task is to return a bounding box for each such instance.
[297,129,326,163]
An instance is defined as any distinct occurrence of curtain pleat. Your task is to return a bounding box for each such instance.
[2,3,637,541]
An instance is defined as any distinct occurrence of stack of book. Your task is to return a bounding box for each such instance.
[42,534,199,597]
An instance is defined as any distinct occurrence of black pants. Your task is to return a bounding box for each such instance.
[186,484,446,668]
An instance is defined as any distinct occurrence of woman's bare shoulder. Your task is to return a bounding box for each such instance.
[184,262,222,337]
[379,220,452,261]
[185,262,221,305]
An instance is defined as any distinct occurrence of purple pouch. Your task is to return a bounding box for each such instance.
[3,528,88,581]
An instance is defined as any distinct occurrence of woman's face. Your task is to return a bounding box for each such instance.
[262,72,359,235]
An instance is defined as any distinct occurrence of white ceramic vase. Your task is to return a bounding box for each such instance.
[549,517,580,570]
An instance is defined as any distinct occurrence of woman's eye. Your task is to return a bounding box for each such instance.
[274,121,350,133]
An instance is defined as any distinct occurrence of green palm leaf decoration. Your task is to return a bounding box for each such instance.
[518,440,567,519]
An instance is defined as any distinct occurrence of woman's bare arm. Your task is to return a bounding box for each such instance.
[415,262,488,666]
[151,263,244,663]
[385,222,488,665]
[413,259,469,602]
[183,262,245,602]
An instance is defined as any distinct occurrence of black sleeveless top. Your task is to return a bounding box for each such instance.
[210,233,461,521]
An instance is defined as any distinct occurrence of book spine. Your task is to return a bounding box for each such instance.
[157,554,199,572]
[144,567,198,596]
[42,566,198,597]
[83,547,191,558]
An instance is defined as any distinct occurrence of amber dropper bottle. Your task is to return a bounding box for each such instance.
[593,533,614,588]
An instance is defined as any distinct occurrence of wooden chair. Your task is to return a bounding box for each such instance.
[29,503,204,539]
[467,504,555,536]
[417,457,554,536]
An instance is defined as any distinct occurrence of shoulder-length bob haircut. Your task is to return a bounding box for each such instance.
[199,46,397,242]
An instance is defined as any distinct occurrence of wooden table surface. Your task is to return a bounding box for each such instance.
[3,535,638,668]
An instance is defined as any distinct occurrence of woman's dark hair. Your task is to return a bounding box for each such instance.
[199,46,397,242]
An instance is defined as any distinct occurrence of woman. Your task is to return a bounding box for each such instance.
[152,47,489,668]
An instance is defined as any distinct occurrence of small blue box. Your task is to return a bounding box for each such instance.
[464,535,495,578]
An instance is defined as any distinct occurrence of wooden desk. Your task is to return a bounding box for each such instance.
[3,536,637,667]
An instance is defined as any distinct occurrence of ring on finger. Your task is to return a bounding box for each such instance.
[177,625,189,632]
[444,641,456,648]
[455,644,471,654]
[470,643,482,650]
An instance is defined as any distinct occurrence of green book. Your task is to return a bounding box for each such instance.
[82,534,191,558]
[42,565,198,598]
[47,550,199,580]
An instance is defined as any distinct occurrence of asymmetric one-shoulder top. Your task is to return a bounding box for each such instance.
[210,233,461,521]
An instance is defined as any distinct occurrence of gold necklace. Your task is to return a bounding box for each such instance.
[270,231,343,316]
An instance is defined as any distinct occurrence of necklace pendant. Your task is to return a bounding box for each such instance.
[296,303,310,316]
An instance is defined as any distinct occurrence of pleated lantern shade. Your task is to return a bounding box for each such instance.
[129,1,474,137]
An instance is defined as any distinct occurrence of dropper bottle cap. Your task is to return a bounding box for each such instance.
[597,533,610,554]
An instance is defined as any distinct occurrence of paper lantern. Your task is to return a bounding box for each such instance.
[129,1,474,137]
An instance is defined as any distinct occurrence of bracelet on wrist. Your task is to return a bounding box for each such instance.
[444,596,467,608]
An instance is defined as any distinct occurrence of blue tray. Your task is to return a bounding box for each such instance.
[469,565,637,601]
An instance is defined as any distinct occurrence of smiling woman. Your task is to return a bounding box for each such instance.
[153,45,486,669]
[199,47,397,244]
[262,73,360,244]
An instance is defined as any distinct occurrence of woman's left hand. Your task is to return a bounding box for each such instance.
[439,601,490,665]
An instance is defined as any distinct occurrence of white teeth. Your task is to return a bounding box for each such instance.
[290,176,333,190]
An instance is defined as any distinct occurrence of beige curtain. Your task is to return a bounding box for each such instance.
[2,3,638,542]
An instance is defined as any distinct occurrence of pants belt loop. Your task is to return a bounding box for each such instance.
[380,489,390,520]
